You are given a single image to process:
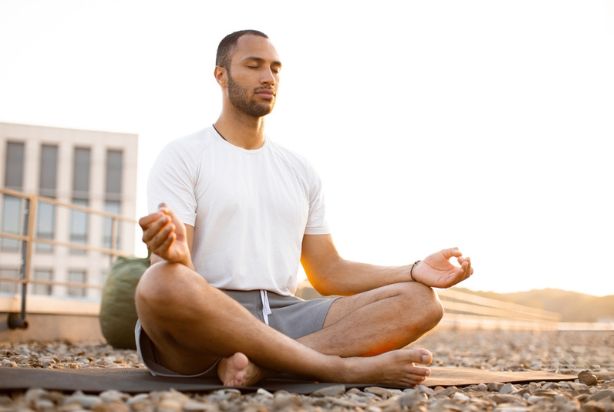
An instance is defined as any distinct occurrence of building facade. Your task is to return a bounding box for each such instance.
[0,122,138,300]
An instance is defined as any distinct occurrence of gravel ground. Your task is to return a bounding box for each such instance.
[1,330,613,411]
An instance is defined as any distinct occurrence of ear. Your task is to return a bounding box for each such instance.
[214,66,227,87]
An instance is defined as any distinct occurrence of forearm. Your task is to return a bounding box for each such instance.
[310,259,414,296]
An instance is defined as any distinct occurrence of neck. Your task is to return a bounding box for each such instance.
[214,107,266,150]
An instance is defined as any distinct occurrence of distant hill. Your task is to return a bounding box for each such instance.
[452,287,614,322]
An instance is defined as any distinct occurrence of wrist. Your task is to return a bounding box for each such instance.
[409,260,421,282]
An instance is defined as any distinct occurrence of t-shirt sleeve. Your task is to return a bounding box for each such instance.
[304,163,330,235]
[147,142,197,226]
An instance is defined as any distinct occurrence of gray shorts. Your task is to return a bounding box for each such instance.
[135,289,339,378]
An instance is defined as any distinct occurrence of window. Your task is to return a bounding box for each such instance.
[103,150,123,249]
[32,269,53,295]
[70,148,91,255]
[36,145,58,253]
[36,202,56,253]
[39,145,58,197]
[2,142,25,251]
[103,201,121,249]
[4,142,25,190]
[105,149,123,197]
[67,270,87,297]
[0,267,19,294]
[1,196,23,252]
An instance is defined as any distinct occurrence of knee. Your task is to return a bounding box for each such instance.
[399,282,444,331]
[135,262,203,317]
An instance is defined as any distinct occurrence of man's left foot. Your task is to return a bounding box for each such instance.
[217,352,264,386]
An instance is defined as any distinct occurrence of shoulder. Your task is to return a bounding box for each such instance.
[160,127,216,162]
[156,127,213,167]
[268,140,318,177]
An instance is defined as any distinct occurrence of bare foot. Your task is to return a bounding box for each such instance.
[343,348,433,387]
[217,352,264,386]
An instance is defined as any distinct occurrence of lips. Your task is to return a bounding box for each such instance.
[255,89,275,98]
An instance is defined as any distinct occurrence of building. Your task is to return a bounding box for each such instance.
[0,122,138,301]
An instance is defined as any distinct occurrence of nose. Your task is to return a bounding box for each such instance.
[260,67,276,85]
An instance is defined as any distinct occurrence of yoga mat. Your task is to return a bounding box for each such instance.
[0,367,576,394]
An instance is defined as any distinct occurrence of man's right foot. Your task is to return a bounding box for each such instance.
[343,348,433,387]
[217,352,264,386]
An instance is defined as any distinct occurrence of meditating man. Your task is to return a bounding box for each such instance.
[136,29,473,387]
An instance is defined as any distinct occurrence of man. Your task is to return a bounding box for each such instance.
[137,29,473,387]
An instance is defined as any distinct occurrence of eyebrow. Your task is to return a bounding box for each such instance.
[243,56,282,67]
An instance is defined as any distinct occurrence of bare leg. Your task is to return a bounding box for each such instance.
[220,282,443,385]
[136,262,435,387]
[299,282,443,356]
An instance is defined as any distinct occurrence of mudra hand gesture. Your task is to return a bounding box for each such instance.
[411,248,473,288]
[139,203,192,268]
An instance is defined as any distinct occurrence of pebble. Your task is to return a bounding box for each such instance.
[364,386,397,398]
[0,330,611,411]
[63,391,103,409]
[311,384,346,397]
[414,384,435,395]
[579,370,599,386]
[499,383,518,394]
[589,389,614,402]
[453,392,470,401]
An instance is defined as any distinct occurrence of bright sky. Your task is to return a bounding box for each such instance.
[1,0,613,296]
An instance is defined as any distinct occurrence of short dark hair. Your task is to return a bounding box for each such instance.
[216,30,269,69]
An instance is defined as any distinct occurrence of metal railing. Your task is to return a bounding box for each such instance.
[0,188,138,328]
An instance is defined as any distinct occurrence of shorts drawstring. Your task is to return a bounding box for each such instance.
[260,290,272,325]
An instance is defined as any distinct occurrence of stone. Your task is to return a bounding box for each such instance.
[434,386,459,398]
[99,390,129,403]
[63,392,102,409]
[183,400,216,411]
[476,383,488,392]
[33,399,55,412]
[255,388,273,398]
[414,385,435,396]
[581,400,612,412]
[488,382,504,392]
[491,394,524,404]
[578,370,598,386]
[527,396,545,404]
[311,385,346,397]
[494,407,529,412]
[127,394,149,405]
[499,383,517,394]
[157,399,182,412]
[272,393,299,409]
[93,402,130,412]
[589,390,614,402]
[399,391,427,408]
[25,388,50,405]
[364,386,397,398]
[452,392,470,402]
[569,382,590,393]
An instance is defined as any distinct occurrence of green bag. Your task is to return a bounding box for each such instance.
[99,256,150,349]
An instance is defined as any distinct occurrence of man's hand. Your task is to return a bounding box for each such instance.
[411,248,473,289]
[139,204,193,268]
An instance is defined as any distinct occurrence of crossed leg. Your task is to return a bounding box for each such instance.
[218,282,444,385]
[136,262,443,387]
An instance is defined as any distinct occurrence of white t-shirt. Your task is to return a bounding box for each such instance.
[147,126,329,296]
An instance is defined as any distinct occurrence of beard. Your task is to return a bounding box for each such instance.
[227,73,273,117]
